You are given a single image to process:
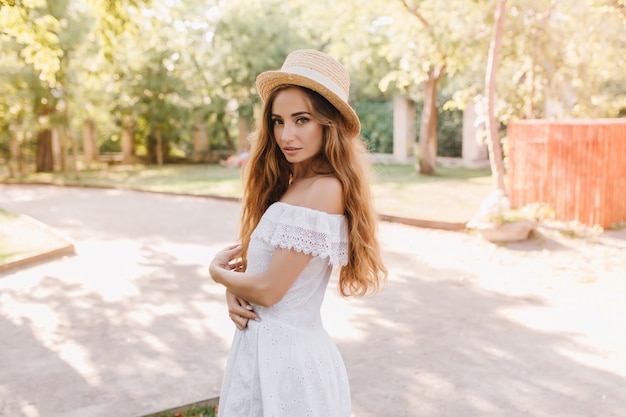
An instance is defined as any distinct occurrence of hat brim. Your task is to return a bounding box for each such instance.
[256,71,361,138]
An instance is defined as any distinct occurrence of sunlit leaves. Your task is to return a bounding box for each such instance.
[0,4,62,84]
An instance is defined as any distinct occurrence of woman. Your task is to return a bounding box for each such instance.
[209,49,387,417]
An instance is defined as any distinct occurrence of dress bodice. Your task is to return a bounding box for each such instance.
[246,202,348,328]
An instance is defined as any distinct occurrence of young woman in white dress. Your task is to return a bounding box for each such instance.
[209,49,387,417]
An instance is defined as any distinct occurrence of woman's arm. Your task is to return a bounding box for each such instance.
[210,245,312,307]
[212,176,344,308]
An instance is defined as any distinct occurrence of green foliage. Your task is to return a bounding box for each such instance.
[415,92,464,157]
[354,102,394,153]
[355,97,463,156]
[1,0,624,170]
[494,0,626,120]
[211,0,315,135]
[148,403,216,417]
[436,107,463,157]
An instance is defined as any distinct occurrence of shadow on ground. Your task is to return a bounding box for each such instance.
[340,257,625,417]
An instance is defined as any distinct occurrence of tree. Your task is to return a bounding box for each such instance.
[211,0,314,151]
[0,0,153,173]
[374,0,492,175]
[2,0,624,176]
[492,0,626,122]
[484,0,507,192]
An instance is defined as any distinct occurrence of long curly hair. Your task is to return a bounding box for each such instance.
[239,85,387,297]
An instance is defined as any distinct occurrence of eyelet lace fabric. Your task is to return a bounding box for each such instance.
[218,202,351,417]
[253,202,349,266]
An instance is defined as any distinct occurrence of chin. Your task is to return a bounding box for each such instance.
[283,154,310,164]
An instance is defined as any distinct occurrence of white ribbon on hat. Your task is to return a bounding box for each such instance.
[282,66,349,103]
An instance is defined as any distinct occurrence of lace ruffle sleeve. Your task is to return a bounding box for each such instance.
[252,202,348,266]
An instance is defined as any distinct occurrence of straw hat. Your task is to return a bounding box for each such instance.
[256,49,361,137]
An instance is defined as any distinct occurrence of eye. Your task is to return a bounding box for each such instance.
[272,118,283,126]
[295,117,309,125]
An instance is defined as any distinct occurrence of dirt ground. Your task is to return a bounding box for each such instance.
[0,184,625,417]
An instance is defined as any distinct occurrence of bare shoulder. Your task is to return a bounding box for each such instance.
[302,176,344,215]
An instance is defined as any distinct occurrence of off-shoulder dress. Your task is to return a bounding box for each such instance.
[217,202,351,417]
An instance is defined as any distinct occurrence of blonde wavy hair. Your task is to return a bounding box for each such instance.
[239,85,387,297]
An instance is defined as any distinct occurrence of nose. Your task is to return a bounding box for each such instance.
[279,121,295,142]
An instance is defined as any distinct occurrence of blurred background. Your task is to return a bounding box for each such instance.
[1,0,624,177]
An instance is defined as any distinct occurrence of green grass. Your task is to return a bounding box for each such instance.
[140,400,218,417]
[371,164,493,222]
[147,405,216,417]
[10,164,245,198]
[5,162,494,223]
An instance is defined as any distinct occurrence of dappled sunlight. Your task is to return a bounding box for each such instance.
[499,301,626,378]
[345,220,626,417]
[0,187,243,416]
[322,295,368,342]
[56,341,101,383]
[0,395,41,417]
[2,186,625,416]
[0,298,59,330]
[0,263,233,415]
[70,240,149,301]
[556,343,626,379]
[150,241,231,267]
[346,267,626,416]
[323,269,418,343]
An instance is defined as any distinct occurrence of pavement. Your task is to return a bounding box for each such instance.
[1,184,625,417]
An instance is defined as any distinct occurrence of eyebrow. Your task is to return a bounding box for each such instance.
[271,111,311,118]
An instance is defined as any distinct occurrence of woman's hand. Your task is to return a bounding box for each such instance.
[226,289,260,330]
[209,245,260,329]
[209,244,243,283]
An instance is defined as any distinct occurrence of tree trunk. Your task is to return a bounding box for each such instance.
[417,66,443,175]
[193,119,209,162]
[121,119,135,164]
[36,129,54,172]
[66,126,80,181]
[82,119,98,164]
[155,127,163,165]
[52,126,64,174]
[484,0,507,192]
[222,123,235,151]
[60,106,80,181]
[8,132,24,177]
[237,115,250,152]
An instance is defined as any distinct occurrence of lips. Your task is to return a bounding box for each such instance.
[283,146,301,155]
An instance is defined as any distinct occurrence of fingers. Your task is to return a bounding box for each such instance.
[225,290,260,327]
[210,245,244,277]
[229,313,249,330]
[227,258,244,272]
[228,304,260,321]
[228,309,260,330]
[216,245,244,269]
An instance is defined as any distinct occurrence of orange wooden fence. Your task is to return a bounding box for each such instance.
[507,119,626,228]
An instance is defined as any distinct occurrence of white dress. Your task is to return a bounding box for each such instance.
[218,202,351,417]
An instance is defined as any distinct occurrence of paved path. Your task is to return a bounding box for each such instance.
[1,184,625,417]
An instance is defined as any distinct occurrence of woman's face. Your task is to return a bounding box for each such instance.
[271,87,324,165]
